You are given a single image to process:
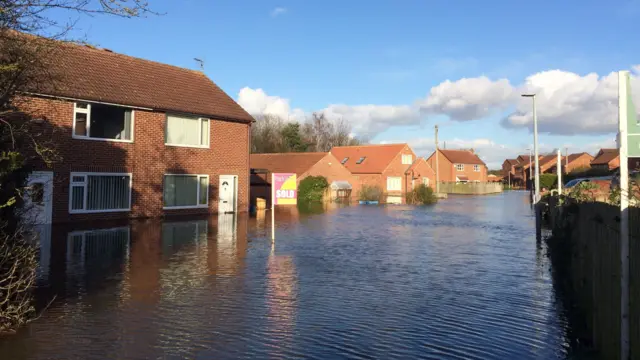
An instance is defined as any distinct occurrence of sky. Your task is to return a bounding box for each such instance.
[48,0,640,168]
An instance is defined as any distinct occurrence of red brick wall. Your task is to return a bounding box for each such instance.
[381,145,416,197]
[405,159,435,190]
[454,162,487,182]
[21,96,250,223]
[427,151,454,182]
[301,153,357,195]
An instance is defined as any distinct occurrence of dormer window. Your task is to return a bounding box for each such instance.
[356,157,366,164]
[341,157,349,164]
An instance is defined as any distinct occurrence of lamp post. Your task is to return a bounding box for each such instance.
[522,94,540,203]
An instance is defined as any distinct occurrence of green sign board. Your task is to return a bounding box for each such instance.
[626,73,640,157]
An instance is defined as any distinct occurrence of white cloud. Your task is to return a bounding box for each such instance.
[270,7,287,17]
[418,76,515,121]
[319,104,421,137]
[501,70,631,135]
[237,87,421,137]
[236,87,304,121]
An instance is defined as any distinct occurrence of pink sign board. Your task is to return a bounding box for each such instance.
[273,173,297,205]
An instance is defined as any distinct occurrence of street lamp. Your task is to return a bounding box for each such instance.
[522,94,540,203]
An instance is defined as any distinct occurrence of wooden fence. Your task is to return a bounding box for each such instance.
[545,198,640,359]
[438,182,503,195]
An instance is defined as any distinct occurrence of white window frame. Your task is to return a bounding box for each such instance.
[164,114,210,149]
[386,176,402,191]
[72,102,135,143]
[163,174,210,210]
[456,164,464,171]
[422,177,430,186]
[474,164,480,172]
[68,172,133,214]
[402,154,413,165]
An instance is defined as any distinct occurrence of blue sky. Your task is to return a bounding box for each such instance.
[52,0,640,167]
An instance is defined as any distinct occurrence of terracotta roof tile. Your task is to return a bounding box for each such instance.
[505,159,519,166]
[330,144,407,174]
[567,152,593,164]
[591,148,619,165]
[31,38,253,123]
[250,153,328,176]
[439,149,486,165]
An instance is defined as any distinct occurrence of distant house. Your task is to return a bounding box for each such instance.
[426,149,487,183]
[564,152,595,173]
[331,143,425,204]
[591,149,620,171]
[502,159,523,185]
[250,152,354,206]
[405,157,436,190]
[488,174,504,183]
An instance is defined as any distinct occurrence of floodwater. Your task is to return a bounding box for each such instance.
[1,192,579,359]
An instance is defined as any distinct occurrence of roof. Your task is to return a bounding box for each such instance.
[26,37,253,123]
[539,154,561,167]
[330,144,408,173]
[456,175,469,181]
[567,152,593,164]
[591,148,619,165]
[439,149,486,165]
[405,157,435,175]
[250,152,328,177]
[504,159,519,166]
[330,181,352,190]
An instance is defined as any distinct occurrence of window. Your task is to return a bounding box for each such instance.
[456,164,464,171]
[474,165,480,172]
[387,177,401,191]
[163,174,209,208]
[356,156,366,164]
[341,157,349,164]
[402,154,413,165]
[165,114,210,148]
[73,103,133,142]
[69,173,132,213]
[422,177,430,186]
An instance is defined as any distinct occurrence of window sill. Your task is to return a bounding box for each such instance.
[72,136,133,143]
[69,208,131,214]
[164,143,210,149]
[163,205,209,210]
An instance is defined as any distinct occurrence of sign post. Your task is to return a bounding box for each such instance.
[271,173,297,242]
[618,70,638,360]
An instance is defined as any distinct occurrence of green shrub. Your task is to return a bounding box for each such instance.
[298,176,329,202]
[358,185,382,201]
[405,184,437,205]
[538,174,557,190]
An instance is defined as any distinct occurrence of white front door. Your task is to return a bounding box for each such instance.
[23,171,54,225]
[218,175,238,214]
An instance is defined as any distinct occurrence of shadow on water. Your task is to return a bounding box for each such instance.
[0,192,593,359]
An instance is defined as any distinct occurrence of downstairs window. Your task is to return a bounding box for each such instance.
[69,173,132,213]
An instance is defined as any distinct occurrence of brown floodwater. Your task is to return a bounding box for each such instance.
[0,192,581,359]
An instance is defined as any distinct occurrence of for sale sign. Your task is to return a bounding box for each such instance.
[273,173,297,205]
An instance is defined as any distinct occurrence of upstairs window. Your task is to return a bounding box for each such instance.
[73,103,133,142]
[165,114,210,148]
[356,156,366,164]
[402,154,413,165]
[474,165,480,172]
[456,164,464,171]
[341,157,349,164]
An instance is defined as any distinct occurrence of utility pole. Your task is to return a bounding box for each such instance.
[523,94,540,203]
[435,125,440,194]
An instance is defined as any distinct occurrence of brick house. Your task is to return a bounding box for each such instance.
[426,149,487,183]
[249,152,354,206]
[502,159,523,186]
[17,40,252,224]
[330,144,425,204]
[591,149,620,171]
[405,157,436,190]
[564,152,595,173]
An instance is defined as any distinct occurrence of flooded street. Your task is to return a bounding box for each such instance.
[1,192,576,359]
